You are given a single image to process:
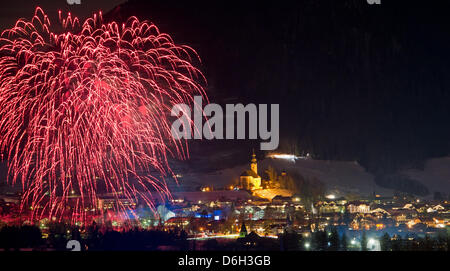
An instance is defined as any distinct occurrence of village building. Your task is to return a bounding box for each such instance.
[239,151,262,190]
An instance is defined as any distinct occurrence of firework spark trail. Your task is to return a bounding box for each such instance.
[0,7,206,223]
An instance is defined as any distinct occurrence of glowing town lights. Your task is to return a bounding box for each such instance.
[325,194,336,200]
[376,223,385,230]
[407,220,416,229]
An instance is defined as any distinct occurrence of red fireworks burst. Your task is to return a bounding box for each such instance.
[0,8,206,223]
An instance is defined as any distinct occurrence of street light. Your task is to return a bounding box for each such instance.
[304,242,310,249]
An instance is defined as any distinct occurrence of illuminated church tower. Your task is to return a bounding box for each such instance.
[250,150,257,175]
[239,150,262,190]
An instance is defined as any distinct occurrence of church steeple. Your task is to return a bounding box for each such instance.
[239,149,262,191]
[250,149,257,174]
[239,221,248,238]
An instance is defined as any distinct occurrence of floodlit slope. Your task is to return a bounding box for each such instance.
[253,189,293,200]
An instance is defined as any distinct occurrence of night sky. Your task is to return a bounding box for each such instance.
[0,0,126,27]
[104,1,450,172]
[1,0,450,193]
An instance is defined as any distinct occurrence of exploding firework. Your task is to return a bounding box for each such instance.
[0,8,206,223]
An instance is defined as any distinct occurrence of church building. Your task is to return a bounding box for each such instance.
[239,151,262,190]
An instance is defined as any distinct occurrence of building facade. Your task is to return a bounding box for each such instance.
[239,152,262,190]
